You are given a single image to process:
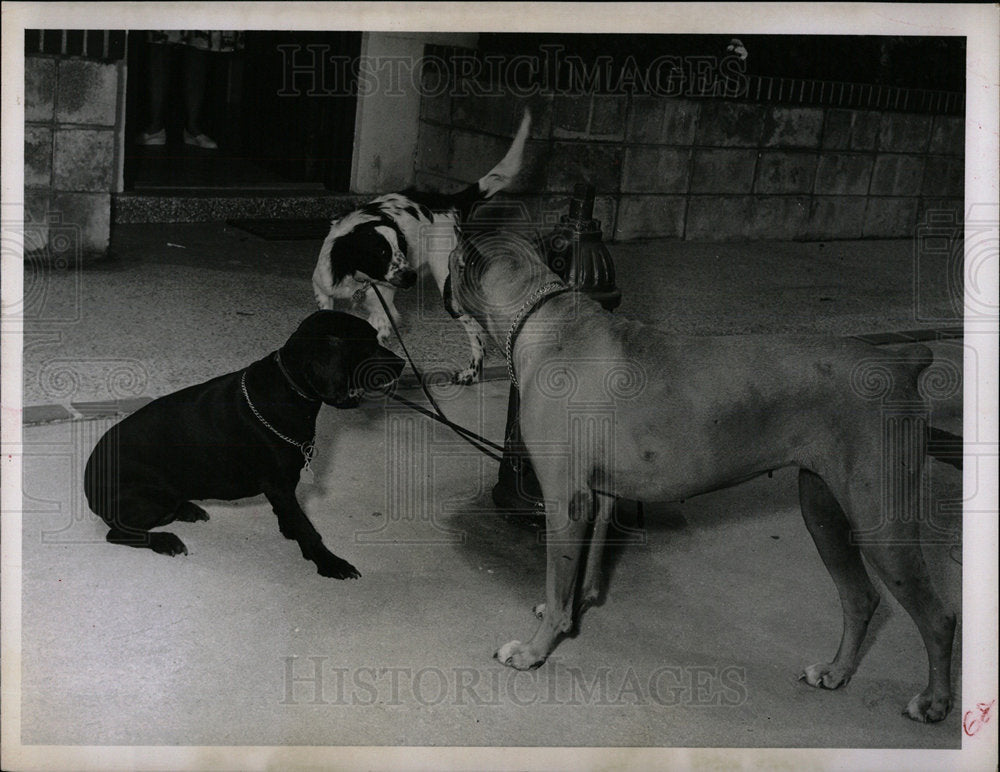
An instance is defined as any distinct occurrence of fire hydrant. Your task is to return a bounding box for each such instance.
[492,183,621,511]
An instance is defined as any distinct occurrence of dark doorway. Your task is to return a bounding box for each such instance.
[124,31,361,191]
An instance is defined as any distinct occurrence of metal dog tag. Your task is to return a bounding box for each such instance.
[300,442,317,485]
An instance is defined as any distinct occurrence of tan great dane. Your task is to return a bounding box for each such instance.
[446,231,956,723]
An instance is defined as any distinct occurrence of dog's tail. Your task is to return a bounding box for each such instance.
[405,109,531,222]
[477,109,531,199]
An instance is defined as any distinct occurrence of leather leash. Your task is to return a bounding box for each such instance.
[367,283,505,460]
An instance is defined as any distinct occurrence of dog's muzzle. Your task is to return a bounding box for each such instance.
[389,268,418,289]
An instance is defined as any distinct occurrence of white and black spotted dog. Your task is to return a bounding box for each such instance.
[312,111,531,385]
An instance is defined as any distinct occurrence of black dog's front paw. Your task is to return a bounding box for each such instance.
[316,554,361,580]
[150,532,188,556]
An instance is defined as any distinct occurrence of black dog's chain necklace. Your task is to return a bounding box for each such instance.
[240,372,317,483]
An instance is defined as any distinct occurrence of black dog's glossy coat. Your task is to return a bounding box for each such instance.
[84,311,404,578]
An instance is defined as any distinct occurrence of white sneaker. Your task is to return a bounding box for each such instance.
[183,130,218,150]
[138,129,166,146]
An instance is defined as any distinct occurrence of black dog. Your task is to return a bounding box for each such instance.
[84,311,404,579]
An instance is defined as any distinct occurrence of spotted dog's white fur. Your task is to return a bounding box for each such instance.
[312,111,531,384]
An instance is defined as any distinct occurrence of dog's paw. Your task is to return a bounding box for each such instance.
[150,532,188,556]
[532,603,546,619]
[799,662,852,690]
[316,555,361,580]
[903,689,952,723]
[494,640,545,670]
[174,501,210,522]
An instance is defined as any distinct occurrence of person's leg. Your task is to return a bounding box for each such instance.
[142,42,170,139]
[182,44,210,137]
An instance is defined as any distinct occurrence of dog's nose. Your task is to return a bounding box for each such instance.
[393,269,418,289]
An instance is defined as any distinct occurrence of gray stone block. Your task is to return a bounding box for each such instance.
[922,155,964,197]
[627,97,699,145]
[750,196,810,239]
[621,147,690,193]
[53,129,114,192]
[56,59,118,126]
[25,56,56,122]
[523,94,553,139]
[553,96,591,138]
[863,197,919,238]
[685,196,753,240]
[917,198,963,227]
[548,142,623,193]
[814,154,873,195]
[419,72,451,125]
[507,139,550,194]
[690,149,757,194]
[615,195,685,240]
[416,122,450,176]
[803,197,867,240]
[414,170,464,193]
[25,126,53,187]
[695,102,765,147]
[449,130,511,184]
[51,192,110,257]
[23,189,51,253]
[870,155,926,196]
[878,112,932,152]
[451,91,514,135]
[929,115,964,156]
[822,109,880,150]
[589,96,626,139]
[762,107,824,148]
[754,151,817,194]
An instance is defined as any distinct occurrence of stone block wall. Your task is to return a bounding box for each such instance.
[24,55,125,259]
[415,81,964,242]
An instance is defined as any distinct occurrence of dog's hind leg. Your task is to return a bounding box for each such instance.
[797,468,881,690]
[497,488,592,670]
[820,421,955,722]
[98,488,189,556]
[580,491,615,608]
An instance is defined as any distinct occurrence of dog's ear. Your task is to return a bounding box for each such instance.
[328,227,391,283]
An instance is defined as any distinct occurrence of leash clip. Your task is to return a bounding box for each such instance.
[352,280,373,305]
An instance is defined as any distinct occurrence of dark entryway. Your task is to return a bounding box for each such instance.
[123,31,361,191]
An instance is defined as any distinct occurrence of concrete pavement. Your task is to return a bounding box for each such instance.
[15,223,965,750]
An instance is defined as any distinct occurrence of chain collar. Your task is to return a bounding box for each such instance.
[504,281,570,389]
[240,371,316,472]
